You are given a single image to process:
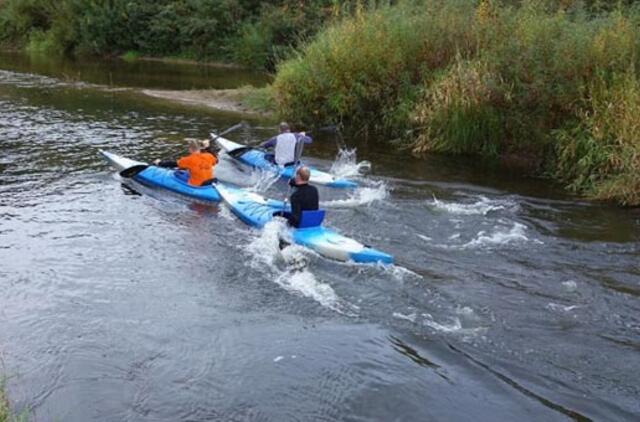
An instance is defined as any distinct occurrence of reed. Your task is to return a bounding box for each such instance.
[273,0,640,204]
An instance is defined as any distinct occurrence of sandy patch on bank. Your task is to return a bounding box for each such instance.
[140,88,269,116]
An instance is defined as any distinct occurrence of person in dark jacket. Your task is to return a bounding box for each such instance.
[277,166,319,227]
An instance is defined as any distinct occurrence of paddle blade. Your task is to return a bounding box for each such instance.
[227,146,253,159]
[119,164,148,178]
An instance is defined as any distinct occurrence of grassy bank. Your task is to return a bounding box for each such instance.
[273,0,640,205]
[0,380,24,422]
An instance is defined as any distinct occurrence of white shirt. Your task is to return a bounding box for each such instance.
[274,133,298,166]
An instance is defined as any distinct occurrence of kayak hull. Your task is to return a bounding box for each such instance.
[215,183,393,264]
[213,135,358,189]
[101,150,391,264]
[99,150,221,202]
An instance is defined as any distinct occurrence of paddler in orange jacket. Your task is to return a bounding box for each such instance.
[154,139,217,186]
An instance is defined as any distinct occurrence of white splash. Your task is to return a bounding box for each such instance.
[429,195,515,216]
[245,220,352,314]
[562,280,578,292]
[274,269,341,311]
[417,234,432,242]
[249,168,281,193]
[462,223,531,249]
[393,312,417,323]
[246,220,287,268]
[383,264,423,282]
[423,314,463,333]
[422,313,487,336]
[329,147,371,178]
[547,303,581,312]
[321,183,388,208]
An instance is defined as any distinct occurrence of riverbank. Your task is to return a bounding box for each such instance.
[139,86,274,116]
[272,0,640,206]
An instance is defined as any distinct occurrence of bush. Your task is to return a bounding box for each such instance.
[0,0,340,67]
[273,0,640,204]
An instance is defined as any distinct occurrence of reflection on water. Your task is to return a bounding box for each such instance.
[0,50,270,90]
[0,56,639,421]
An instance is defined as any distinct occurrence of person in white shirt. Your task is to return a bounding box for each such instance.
[261,122,313,166]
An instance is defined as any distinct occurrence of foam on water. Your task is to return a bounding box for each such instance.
[329,147,371,178]
[422,313,488,336]
[321,182,388,208]
[245,220,352,314]
[562,280,578,292]
[246,219,285,268]
[547,303,581,312]
[429,195,515,216]
[461,223,533,250]
[393,312,417,323]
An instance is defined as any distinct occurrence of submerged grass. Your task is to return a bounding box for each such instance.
[273,0,640,205]
[0,378,26,422]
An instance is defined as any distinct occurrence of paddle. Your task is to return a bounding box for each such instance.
[226,125,337,159]
[120,123,245,179]
[210,122,246,145]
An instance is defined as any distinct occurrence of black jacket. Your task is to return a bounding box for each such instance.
[288,182,319,227]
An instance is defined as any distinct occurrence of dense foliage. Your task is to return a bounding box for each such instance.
[0,0,346,69]
[273,0,640,205]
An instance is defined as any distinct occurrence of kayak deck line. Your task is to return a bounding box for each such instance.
[212,134,358,189]
[100,149,392,264]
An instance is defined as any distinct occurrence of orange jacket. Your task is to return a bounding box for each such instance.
[177,152,217,186]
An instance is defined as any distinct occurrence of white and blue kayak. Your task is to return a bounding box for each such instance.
[215,183,393,264]
[100,150,392,264]
[212,134,358,189]
[99,150,222,202]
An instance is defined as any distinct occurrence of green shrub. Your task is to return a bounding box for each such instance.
[273,0,640,204]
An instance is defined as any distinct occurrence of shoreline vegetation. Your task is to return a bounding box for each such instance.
[0,380,24,422]
[1,0,639,205]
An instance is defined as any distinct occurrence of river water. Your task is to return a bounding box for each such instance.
[0,52,639,421]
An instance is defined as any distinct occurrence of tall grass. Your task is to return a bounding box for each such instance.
[273,0,640,205]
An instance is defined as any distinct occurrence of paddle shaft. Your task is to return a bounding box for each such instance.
[121,123,244,179]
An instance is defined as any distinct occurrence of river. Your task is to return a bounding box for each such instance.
[0,52,639,421]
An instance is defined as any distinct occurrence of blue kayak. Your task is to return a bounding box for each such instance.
[100,150,392,264]
[213,135,358,189]
[99,150,221,202]
[215,183,393,264]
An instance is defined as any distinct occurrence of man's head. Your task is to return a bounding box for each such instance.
[279,122,290,133]
[295,166,311,185]
[188,139,201,154]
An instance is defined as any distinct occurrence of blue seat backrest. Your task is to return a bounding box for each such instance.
[174,170,189,182]
[298,210,325,228]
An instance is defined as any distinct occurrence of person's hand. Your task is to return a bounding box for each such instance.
[153,159,160,166]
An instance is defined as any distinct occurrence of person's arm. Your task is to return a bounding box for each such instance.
[177,156,195,170]
[296,132,313,144]
[155,159,178,168]
[260,136,278,149]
